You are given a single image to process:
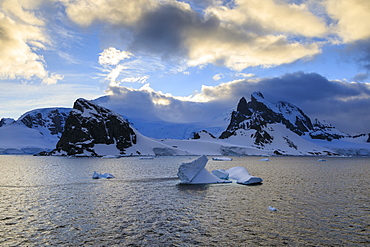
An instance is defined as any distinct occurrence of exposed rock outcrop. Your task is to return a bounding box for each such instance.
[52,98,136,156]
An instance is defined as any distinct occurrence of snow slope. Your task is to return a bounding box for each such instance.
[0,123,55,154]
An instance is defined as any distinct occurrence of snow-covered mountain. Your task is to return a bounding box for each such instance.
[18,107,71,140]
[208,92,368,156]
[220,91,349,141]
[1,91,369,156]
[48,98,188,157]
[0,108,71,154]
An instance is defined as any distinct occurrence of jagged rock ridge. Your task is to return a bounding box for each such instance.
[220,92,348,145]
[18,108,71,137]
[53,98,136,156]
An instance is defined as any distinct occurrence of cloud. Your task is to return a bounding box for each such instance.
[61,0,158,27]
[121,76,149,84]
[191,71,370,133]
[99,47,133,66]
[99,72,370,134]
[235,73,255,78]
[0,81,103,119]
[0,0,63,84]
[206,0,329,37]
[99,84,229,123]
[60,0,326,71]
[326,0,370,43]
[212,73,223,81]
[353,72,369,82]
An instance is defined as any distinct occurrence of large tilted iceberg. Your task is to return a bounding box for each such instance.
[212,166,263,185]
[177,155,232,184]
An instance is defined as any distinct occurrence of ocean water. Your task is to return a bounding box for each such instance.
[0,155,369,246]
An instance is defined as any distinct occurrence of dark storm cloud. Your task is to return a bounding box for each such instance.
[128,2,219,61]
[101,72,370,134]
[200,72,370,134]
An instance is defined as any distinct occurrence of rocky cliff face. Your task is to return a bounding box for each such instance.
[18,108,71,138]
[0,118,15,127]
[53,98,136,156]
[220,92,347,145]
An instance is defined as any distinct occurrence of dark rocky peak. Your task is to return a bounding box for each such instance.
[220,92,319,144]
[18,108,71,136]
[54,98,136,156]
[236,97,251,116]
[0,118,15,127]
[309,118,348,141]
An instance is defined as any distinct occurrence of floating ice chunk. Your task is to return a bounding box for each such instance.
[268,206,277,211]
[92,171,100,179]
[259,158,269,161]
[226,166,263,185]
[140,156,154,159]
[177,155,231,184]
[211,169,229,180]
[92,171,114,179]
[101,155,118,158]
[212,157,233,161]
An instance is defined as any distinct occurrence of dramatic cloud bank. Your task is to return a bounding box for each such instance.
[0,0,63,84]
[3,0,370,83]
[61,0,326,71]
[99,72,370,134]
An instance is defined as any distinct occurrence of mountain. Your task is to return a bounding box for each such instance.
[18,107,71,141]
[209,91,368,156]
[0,118,15,127]
[220,91,348,142]
[0,108,71,154]
[1,92,369,156]
[49,98,188,156]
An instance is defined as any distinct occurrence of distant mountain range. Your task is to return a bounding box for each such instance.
[1,92,369,156]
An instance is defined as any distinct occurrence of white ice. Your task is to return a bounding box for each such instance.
[92,171,115,179]
[268,206,277,211]
[211,169,229,179]
[212,157,233,161]
[177,155,231,184]
[217,166,263,185]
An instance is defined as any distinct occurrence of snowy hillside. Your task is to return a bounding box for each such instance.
[0,92,369,156]
[0,123,55,154]
[0,108,71,154]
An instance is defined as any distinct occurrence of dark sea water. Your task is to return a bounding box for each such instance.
[0,155,369,246]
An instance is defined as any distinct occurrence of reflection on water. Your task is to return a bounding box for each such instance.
[0,155,369,246]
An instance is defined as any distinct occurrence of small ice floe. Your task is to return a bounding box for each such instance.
[212,157,233,161]
[318,159,327,162]
[92,171,115,179]
[259,158,269,161]
[101,155,118,159]
[268,206,277,211]
[140,156,154,159]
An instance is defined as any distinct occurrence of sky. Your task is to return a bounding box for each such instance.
[1,0,370,134]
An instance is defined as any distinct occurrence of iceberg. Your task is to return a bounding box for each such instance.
[177,155,231,184]
[92,171,115,179]
[226,166,263,185]
[212,157,233,161]
[211,169,229,180]
[212,166,263,185]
